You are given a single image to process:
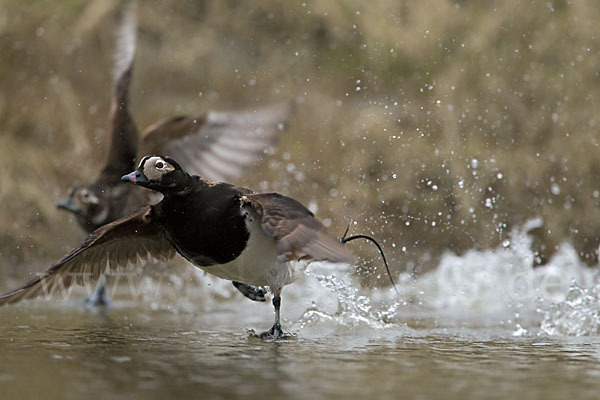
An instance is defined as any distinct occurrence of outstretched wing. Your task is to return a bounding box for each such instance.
[140,102,294,182]
[242,193,356,264]
[0,206,174,305]
[101,0,139,180]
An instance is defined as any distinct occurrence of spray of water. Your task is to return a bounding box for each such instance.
[27,219,599,337]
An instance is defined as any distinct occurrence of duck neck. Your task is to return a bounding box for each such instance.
[159,172,196,197]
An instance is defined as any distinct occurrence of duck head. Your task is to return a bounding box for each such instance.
[57,185,109,232]
[121,155,186,192]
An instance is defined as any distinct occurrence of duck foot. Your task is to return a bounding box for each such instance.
[84,275,111,307]
[233,281,267,302]
[258,323,293,340]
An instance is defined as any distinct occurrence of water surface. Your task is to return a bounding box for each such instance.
[2,304,599,400]
[2,225,600,399]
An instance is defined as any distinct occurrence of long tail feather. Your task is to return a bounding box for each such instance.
[340,225,399,295]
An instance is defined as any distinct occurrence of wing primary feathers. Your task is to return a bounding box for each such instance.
[112,0,137,84]
[101,1,139,179]
[140,101,294,181]
[0,207,173,306]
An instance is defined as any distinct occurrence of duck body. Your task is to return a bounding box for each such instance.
[154,178,292,287]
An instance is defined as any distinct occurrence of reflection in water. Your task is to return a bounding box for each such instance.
[2,223,600,399]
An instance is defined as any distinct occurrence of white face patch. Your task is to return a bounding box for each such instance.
[91,206,110,225]
[142,156,175,181]
[79,188,100,204]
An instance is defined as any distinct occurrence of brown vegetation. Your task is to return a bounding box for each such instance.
[2,0,600,284]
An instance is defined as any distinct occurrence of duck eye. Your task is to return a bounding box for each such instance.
[156,161,164,169]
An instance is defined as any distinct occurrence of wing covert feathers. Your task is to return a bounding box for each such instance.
[242,193,356,265]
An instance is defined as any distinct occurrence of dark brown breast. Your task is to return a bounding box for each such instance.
[154,181,250,266]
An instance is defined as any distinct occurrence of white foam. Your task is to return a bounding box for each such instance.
[86,219,600,337]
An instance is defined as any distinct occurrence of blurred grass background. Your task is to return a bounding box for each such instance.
[1,0,600,284]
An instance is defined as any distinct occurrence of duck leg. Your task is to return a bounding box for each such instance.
[232,281,267,302]
[84,274,111,307]
[260,292,291,339]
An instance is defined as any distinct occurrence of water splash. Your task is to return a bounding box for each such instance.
[118,260,401,336]
[539,283,600,336]
[390,219,600,336]
[395,219,548,316]
[294,262,401,333]
[77,219,600,337]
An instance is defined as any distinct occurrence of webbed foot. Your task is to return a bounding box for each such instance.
[258,323,293,340]
[233,281,267,302]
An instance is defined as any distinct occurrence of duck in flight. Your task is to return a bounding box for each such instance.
[1,155,356,338]
[57,2,293,233]
[56,2,293,305]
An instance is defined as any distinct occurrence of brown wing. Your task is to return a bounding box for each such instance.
[100,1,139,181]
[242,193,356,264]
[139,102,294,181]
[0,206,174,305]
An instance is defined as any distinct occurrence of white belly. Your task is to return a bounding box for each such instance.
[197,210,296,289]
